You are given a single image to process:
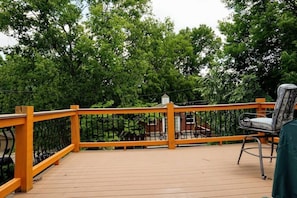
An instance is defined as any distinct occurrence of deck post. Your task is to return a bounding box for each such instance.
[256,98,267,143]
[15,106,34,192]
[167,102,176,149]
[71,105,80,152]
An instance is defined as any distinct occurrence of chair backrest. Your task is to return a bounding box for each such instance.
[272,84,297,130]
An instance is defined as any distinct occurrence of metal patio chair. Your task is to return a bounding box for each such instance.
[237,83,297,179]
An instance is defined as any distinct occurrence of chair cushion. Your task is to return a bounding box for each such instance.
[240,117,273,131]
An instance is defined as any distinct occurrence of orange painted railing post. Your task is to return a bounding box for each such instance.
[71,105,80,152]
[167,102,176,149]
[256,98,267,143]
[256,98,266,116]
[14,106,34,192]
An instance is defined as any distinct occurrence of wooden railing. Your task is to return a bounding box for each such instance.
[0,99,275,196]
[0,107,77,196]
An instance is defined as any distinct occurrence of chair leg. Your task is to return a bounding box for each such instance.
[270,136,275,163]
[237,136,247,164]
[254,137,266,180]
[237,136,267,180]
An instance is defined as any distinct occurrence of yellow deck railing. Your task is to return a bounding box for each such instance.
[0,98,278,196]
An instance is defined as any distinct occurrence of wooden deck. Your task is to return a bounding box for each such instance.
[11,143,275,198]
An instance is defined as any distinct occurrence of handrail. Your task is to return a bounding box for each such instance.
[259,102,275,109]
[78,106,167,115]
[0,114,26,128]
[33,109,76,122]
[174,102,260,112]
[0,114,26,119]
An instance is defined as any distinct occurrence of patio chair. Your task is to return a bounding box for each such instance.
[237,83,297,179]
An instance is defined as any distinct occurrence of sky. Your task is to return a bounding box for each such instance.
[0,0,231,47]
[0,33,17,47]
[151,0,231,34]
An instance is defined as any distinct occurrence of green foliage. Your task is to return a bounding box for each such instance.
[91,100,115,108]
[0,0,104,111]
[0,0,220,112]
[220,0,297,100]
[5,0,295,112]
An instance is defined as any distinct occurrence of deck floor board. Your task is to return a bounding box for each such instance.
[12,143,275,198]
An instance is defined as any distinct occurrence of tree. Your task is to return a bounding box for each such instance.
[0,54,63,112]
[0,0,221,111]
[278,0,297,84]
[0,0,106,111]
[220,0,297,100]
[86,0,153,107]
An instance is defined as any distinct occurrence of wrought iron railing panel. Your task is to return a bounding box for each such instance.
[80,112,167,142]
[33,117,71,165]
[0,126,15,185]
[166,108,255,139]
[79,109,261,142]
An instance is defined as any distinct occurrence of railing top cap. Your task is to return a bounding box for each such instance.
[0,113,26,119]
[34,109,76,116]
[175,102,261,108]
[79,106,166,110]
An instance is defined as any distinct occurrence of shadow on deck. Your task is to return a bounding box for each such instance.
[11,143,275,198]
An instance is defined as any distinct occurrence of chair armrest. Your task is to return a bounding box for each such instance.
[239,110,274,121]
[239,113,261,121]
